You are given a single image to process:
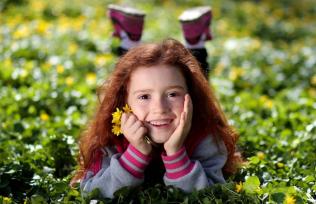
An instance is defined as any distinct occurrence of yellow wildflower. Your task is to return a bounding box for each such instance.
[68,42,78,54]
[42,62,52,71]
[20,69,28,78]
[36,20,49,35]
[123,104,132,113]
[251,39,261,51]
[265,100,273,109]
[72,15,86,31]
[284,194,296,204]
[257,151,265,160]
[13,25,30,39]
[308,88,316,97]
[3,197,12,204]
[86,73,96,85]
[40,112,49,121]
[274,57,283,65]
[236,182,243,193]
[31,1,45,12]
[277,162,284,168]
[4,58,13,68]
[56,65,65,74]
[65,77,74,86]
[112,124,122,136]
[260,95,274,109]
[112,108,123,124]
[111,105,132,136]
[95,54,114,67]
[229,67,245,81]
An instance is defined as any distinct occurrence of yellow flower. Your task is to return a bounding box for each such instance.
[257,151,265,160]
[111,105,132,136]
[42,62,52,71]
[229,66,245,81]
[260,95,274,109]
[123,104,132,113]
[308,88,316,97]
[236,182,243,193]
[13,25,30,39]
[277,162,284,168]
[20,69,28,78]
[265,100,273,109]
[3,197,12,204]
[56,65,65,74]
[40,112,49,121]
[112,108,123,124]
[36,20,49,35]
[86,72,96,85]
[95,54,114,67]
[68,42,78,54]
[31,1,45,12]
[284,195,296,204]
[65,77,74,86]
[112,124,122,136]
[250,39,261,51]
[4,58,13,68]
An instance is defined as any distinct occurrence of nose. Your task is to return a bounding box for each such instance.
[152,97,170,114]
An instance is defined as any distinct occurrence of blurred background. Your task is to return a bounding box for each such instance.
[0,0,315,203]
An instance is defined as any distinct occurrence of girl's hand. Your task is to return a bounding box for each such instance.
[121,113,152,155]
[164,94,193,155]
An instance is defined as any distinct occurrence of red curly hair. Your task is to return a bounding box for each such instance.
[71,38,241,184]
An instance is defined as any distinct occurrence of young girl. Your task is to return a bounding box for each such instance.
[71,39,241,198]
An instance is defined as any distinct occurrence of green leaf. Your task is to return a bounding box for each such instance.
[271,192,285,203]
[243,176,260,194]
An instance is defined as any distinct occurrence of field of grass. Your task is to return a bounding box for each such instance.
[0,0,315,203]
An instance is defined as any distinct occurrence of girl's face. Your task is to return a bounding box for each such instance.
[127,64,188,144]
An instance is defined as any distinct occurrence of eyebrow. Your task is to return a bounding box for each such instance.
[132,85,186,95]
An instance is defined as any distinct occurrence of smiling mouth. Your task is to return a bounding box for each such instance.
[148,119,172,127]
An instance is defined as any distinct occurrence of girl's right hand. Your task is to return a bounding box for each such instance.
[121,113,152,155]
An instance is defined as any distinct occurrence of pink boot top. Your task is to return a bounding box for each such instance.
[108,4,145,41]
[179,6,212,45]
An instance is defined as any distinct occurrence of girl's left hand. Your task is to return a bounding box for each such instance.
[164,94,193,155]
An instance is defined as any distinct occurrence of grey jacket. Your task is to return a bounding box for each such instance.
[81,135,227,198]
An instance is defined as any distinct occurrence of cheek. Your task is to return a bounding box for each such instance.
[171,99,185,116]
[130,104,147,121]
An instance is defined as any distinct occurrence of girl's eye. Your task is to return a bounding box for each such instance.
[168,92,178,97]
[138,94,150,100]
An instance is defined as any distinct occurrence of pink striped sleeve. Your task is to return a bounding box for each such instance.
[161,146,196,180]
[119,144,151,178]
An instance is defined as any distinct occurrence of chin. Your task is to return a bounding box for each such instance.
[150,134,170,144]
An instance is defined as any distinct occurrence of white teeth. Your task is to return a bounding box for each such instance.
[149,120,171,126]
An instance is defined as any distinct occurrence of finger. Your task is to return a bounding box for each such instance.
[130,120,144,135]
[183,94,191,114]
[121,112,127,124]
[121,113,128,131]
[184,94,193,122]
[121,113,132,128]
[177,111,186,133]
[125,113,137,128]
[135,126,147,140]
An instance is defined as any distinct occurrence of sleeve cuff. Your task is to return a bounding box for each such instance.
[119,144,151,178]
[161,146,195,180]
